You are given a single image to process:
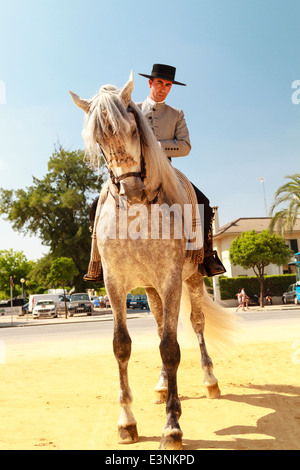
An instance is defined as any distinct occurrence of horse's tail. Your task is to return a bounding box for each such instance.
[179,282,239,351]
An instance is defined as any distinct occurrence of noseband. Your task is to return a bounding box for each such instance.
[104,153,146,188]
[108,170,143,186]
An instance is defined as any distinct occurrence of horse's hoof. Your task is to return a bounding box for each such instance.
[205,382,221,399]
[154,388,168,404]
[159,433,183,450]
[118,424,139,444]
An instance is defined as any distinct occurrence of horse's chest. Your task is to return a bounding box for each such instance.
[96,201,185,269]
[97,201,184,241]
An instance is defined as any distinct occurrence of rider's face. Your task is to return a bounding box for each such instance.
[149,78,173,102]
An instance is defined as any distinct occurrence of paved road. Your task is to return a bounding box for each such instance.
[238,308,300,322]
[0,313,156,346]
[1,309,300,346]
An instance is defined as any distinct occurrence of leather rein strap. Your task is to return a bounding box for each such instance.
[109,170,143,186]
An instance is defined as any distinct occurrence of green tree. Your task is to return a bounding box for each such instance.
[0,249,33,299]
[26,254,54,294]
[0,146,105,291]
[229,230,293,307]
[270,173,300,235]
[47,257,79,318]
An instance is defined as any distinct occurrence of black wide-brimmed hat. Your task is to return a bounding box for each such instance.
[139,64,186,86]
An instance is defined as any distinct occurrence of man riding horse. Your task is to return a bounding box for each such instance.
[83,64,225,282]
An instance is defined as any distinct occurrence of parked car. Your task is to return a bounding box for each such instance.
[0,297,28,307]
[32,300,58,318]
[282,284,299,304]
[68,293,94,316]
[126,293,133,308]
[129,294,149,310]
[28,293,67,313]
[247,292,260,306]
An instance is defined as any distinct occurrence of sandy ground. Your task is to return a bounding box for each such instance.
[1,316,300,451]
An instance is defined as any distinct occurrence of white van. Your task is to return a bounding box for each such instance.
[28,294,67,313]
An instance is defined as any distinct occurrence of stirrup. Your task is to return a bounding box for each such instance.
[83,273,103,282]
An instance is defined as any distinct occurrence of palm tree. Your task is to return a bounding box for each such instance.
[269,174,300,235]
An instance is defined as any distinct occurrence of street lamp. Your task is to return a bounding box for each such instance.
[259,177,268,216]
[20,278,25,299]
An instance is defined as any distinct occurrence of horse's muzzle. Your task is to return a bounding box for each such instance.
[119,176,146,205]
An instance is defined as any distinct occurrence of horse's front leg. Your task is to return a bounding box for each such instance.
[108,286,138,444]
[113,322,138,443]
[159,283,183,450]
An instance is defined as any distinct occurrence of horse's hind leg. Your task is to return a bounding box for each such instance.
[185,272,221,399]
[145,287,168,404]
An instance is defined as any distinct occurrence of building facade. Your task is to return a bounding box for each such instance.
[213,212,300,278]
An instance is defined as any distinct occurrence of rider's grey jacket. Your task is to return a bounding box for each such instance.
[136,99,191,159]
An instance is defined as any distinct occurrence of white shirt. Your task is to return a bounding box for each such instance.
[146,96,165,106]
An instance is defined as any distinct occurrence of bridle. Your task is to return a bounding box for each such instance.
[98,106,160,205]
[98,106,146,189]
[100,145,146,189]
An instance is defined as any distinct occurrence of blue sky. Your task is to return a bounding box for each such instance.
[0,0,300,260]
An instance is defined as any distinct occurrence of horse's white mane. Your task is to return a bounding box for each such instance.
[82,84,187,206]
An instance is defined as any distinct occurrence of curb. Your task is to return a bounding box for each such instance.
[226,304,300,313]
[1,304,298,328]
[0,309,150,329]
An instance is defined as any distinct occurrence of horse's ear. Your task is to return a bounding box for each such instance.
[69,91,91,113]
[120,71,134,106]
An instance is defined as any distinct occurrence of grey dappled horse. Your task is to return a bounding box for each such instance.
[70,72,235,450]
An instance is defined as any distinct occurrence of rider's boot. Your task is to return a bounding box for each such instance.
[202,247,226,277]
[201,209,226,277]
[83,262,103,282]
